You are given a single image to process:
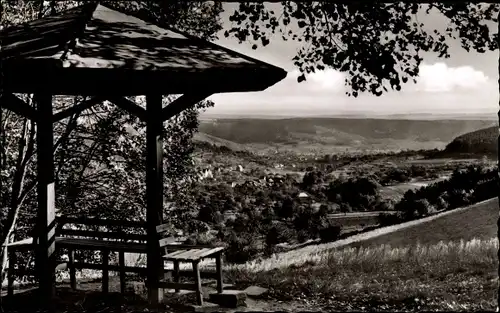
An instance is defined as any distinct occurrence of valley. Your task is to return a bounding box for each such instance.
[184,117,498,266]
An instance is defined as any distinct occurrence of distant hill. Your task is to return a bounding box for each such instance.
[195,118,496,154]
[443,126,497,157]
[193,132,247,151]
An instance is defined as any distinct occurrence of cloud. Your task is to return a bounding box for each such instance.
[285,69,346,93]
[416,62,489,92]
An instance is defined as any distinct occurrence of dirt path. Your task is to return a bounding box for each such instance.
[227,198,497,273]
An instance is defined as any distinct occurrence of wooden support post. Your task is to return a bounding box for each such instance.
[145,94,164,306]
[119,251,126,294]
[102,249,109,294]
[68,249,76,290]
[35,93,56,311]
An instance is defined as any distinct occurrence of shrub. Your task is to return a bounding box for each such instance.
[415,199,432,216]
[319,221,342,243]
[436,196,448,211]
[265,222,294,248]
[224,231,260,264]
[377,212,403,226]
[296,229,311,243]
[185,231,218,246]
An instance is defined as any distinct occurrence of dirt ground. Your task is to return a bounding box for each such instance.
[0,276,315,313]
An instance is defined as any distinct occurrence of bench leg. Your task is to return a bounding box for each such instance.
[215,253,223,294]
[68,249,76,290]
[7,250,16,297]
[173,261,180,293]
[192,261,203,306]
[102,249,109,294]
[119,251,125,294]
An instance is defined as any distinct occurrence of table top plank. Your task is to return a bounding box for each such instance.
[165,247,224,261]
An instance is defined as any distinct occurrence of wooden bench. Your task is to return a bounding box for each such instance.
[56,216,148,293]
[5,216,148,296]
[156,223,225,306]
[5,217,225,303]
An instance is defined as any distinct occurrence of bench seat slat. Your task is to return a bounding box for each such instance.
[57,217,146,228]
[59,229,146,241]
[57,238,146,253]
[155,223,171,234]
[159,236,177,247]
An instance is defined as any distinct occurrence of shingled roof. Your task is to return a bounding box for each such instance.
[0,3,287,96]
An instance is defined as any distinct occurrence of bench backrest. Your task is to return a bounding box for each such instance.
[156,223,177,255]
[56,216,148,242]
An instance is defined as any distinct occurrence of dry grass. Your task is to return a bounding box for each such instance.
[346,197,498,250]
[222,198,499,310]
[225,198,498,274]
[226,238,498,311]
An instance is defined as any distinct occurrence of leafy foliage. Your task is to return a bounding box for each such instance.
[393,165,497,222]
[225,3,499,96]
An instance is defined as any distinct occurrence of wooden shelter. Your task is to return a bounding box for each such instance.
[0,2,286,310]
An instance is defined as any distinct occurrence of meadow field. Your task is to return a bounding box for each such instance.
[225,198,499,311]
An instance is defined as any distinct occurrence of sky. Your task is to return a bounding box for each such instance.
[204,3,499,118]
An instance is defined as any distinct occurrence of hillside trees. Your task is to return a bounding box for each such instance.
[394,165,496,221]
[444,126,497,156]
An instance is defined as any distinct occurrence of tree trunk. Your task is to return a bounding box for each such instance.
[0,96,88,282]
[0,208,20,282]
[497,11,500,313]
[0,117,32,282]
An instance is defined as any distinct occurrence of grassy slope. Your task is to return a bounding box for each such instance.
[228,198,499,274]
[228,198,499,311]
[346,197,498,250]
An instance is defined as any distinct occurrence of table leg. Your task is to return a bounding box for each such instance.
[215,253,223,293]
[173,260,180,293]
[193,261,203,306]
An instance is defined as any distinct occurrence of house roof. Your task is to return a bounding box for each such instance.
[298,192,310,198]
[1,3,287,96]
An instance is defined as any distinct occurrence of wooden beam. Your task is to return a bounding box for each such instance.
[34,93,56,312]
[145,94,164,306]
[1,93,36,120]
[3,63,287,96]
[106,96,146,121]
[162,93,212,121]
[52,96,105,122]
